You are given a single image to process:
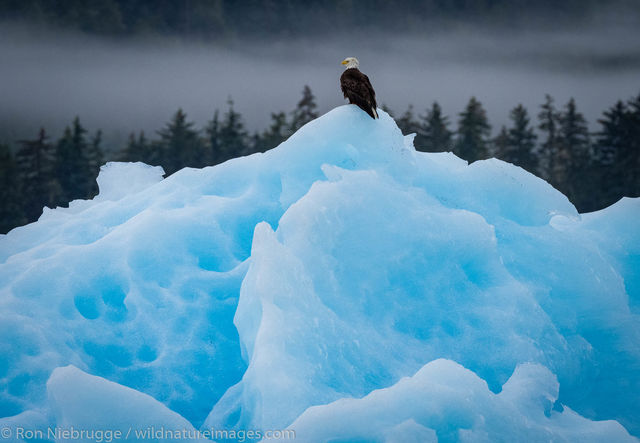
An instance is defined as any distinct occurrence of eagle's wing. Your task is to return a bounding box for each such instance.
[362,74,377,108]
[341,69,378,119]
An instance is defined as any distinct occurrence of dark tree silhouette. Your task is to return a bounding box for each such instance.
[493,126,510,161]
[538,94,561,182]
[595,97,640,206]
[15,128,59,221]
[455,97,491,163]
[419,102,453,153]
[157,108,204,175]
[0,144,26,234]
[496,104,537,174]
[86,130,105,195]
[219,99,249,159]
[2,91,640,234]
[624,94,640,196]
[54,117,94,204]
[204,110,224,165]
[290,85,319,132]
[557,98,591,209]
[594,100,629,206]
[258,112,290,152]
[121,131,158,166]
[396,105,421,137]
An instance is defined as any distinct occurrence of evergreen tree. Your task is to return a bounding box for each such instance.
[290,85,318,132]
[593,94,640,204]
[557,98,591,209]
[0,144,26,234]
[121,131,157,165]
[595,100,629,165]
[624,93,640,196]
[157,108,204,175]
[218,98,249,159]
[15,128,59,221]
[498,104,537,173]
[419,101,452,152]
[54,117,93,204]
[204,110,224,165]
[594,100,629,206]
[247,132,263,156]
[455,97,491,163]
[538,94,561,181]
[257,111,290,153]
[493,126,510,160]
[86,130,105,196]
[396,105,422,140]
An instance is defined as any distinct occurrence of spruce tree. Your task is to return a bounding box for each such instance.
[455,97,491,163]
[219,99,249,159]
[420,101,452,152]
[257,111,290,153]
[247,132,263,156]
[121,131,157,165]
[290,85,318,132]
[557,98,591,209]
[15,128,59,221]
[500,104,538,174]
[594,100,629,205]
[86,130,105,197]
[54,117,93,204]
[597,102,626,163]
[594,94,640,203]
[396,105,422,141]
[205,110,224,165]
[121,133,137,162]
[538,94,561,181]
[157,108,204,175]
[0,144,26,234]
[624,93,640,196]
[493,126,510,160]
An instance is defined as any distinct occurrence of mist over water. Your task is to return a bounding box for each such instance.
[2,23,639,151]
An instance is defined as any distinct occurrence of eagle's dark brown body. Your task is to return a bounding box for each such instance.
[340,68,378,119]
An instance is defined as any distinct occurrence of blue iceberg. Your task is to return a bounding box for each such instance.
[0,106,638,442]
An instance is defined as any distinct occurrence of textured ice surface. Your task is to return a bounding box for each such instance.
[0,106,638,441]
[47,365,210,442]
[274,360,635,443]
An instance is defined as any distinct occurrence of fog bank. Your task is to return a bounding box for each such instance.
[1,23,639,150]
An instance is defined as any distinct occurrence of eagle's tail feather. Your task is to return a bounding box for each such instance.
[350,97,378,119]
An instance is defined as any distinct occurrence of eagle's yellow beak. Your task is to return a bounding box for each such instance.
[341,60,348,65]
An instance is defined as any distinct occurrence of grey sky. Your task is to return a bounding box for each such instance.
[1,23,639,151]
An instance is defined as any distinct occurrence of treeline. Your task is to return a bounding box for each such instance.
[1,0,635,38]
[392,93,640,213]
[1,88,639,234]
[0,86,318,233]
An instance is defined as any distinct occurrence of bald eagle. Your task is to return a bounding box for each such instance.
[340,57,378,119]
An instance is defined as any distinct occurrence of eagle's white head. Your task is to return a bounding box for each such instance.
[341,57,359,69]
